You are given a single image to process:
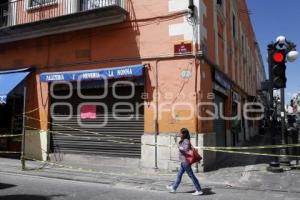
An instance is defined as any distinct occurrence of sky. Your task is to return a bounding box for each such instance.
[247,0,300,101]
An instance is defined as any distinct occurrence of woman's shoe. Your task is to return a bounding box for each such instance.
[192,190,204,196]
[166,185,176,193]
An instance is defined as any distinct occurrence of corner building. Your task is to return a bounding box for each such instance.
[0,0,265,171]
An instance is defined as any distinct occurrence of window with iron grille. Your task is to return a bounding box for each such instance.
[28,0,57,8]
[81,0,117,11]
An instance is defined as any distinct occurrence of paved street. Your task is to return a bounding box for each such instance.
[0,172,300,200]
[0,134,299,200]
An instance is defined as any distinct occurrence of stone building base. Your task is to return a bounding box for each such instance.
[25,130,49,161]
[141,133,216,172]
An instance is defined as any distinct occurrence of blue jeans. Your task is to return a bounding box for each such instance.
[172,162,202,191]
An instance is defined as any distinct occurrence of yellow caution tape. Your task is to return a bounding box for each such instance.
[25,115,140,143]
[0,151,21,154]
[200,144,300,150]
[143,143,300,158]
[15,107,41,116]
[202,148,300,158]
[23,124,300,151]
[0,134,22,138]
[143,143,300,150]
[23,114,300,151]
[25,125,141,146]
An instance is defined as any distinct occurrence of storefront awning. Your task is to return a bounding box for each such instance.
[40,64,144,82]
[0,68,32,104]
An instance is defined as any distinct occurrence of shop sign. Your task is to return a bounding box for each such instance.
[80,105,97,119]
[213,83,229,96]
[40,64,144,82]
[233,91,241,102]
[214,71,231,90]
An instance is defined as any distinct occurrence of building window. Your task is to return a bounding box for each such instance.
[241,35,244,53]
[81,0,117,11]
[28,0,56,8]
[217,0,223,6]
[216,0,225,20]
[232,13,236,39]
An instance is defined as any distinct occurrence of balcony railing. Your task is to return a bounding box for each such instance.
[0,0,126,28]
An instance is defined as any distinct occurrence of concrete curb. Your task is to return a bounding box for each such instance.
[1,166,300,194]
[1,156,300,194]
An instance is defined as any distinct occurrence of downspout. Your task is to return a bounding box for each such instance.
[195,61,199,173]
[154,59,159,169]
[21,86,27,170]
[189,0,199,172]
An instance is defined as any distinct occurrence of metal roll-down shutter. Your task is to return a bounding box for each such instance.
[214,94,226,147]
[50,85,144,158]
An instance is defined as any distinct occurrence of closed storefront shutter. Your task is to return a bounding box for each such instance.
[50,84,144,158]
[214,94,226,147]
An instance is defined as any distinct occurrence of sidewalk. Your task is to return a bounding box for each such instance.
[0,156,300,194]
[1,132,300,193]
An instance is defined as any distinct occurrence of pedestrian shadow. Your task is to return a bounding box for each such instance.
[181,188,215,195]
[202,188,215,195]
[0,183,16,190]
[0,194,65,200]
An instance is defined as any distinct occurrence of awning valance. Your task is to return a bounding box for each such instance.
[40,64,144,82]
[0,68,32,104]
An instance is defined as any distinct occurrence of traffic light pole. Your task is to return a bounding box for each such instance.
[267,44,276,154]
[267,43,282,172]
[280,88,285,146]
[279,88,290,165]
[266,36,299,172]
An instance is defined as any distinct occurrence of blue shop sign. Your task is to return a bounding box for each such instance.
[214,71,231,90]
[40,64,144,82]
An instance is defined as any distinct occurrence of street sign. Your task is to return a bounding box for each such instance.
[174,41,192,54]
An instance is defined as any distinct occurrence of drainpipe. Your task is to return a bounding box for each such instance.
[195,59,199,173]
[154,60,159,169]
[189,0,199,172]
[188,0,195,10]
[188,0,195,18]
[195,61,199,173]
[21,86,27,170]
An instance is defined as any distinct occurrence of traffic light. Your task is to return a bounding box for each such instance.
[270,49,287,89]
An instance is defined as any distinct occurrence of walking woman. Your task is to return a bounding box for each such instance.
[166,128,203,195]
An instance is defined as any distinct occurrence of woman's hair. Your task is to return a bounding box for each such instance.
[179,128,190,143]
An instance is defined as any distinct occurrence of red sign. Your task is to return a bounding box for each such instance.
[174,42,192,54]
[80,105,97,119]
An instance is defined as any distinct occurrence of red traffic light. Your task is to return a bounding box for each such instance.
[273,52,284,63]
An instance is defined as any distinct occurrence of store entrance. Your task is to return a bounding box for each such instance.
[0,87,25,156]
[0,68,31,157]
